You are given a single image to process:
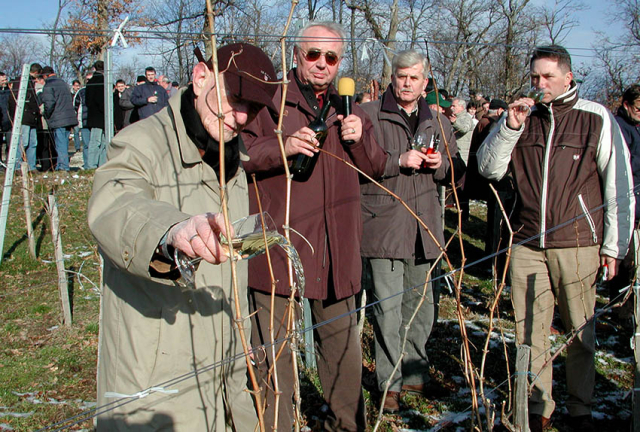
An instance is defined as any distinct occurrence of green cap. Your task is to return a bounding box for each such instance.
[424,91,451,108]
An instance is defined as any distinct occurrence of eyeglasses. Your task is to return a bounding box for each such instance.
[299,48,341,66]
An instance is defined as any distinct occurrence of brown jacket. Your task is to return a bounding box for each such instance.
[359,86,462,260]
[241,70,387,300]
[478,83,634,258]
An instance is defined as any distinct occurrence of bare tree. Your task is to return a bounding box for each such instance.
[350,0,400,86]
[49,0,74,66]
[0,33,44,78]
[538,0,588,45]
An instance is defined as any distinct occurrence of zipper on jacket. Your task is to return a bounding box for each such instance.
[539,104,555,248]
[578,193,598,243]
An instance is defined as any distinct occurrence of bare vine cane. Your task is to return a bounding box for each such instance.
[250,175,285,430]
[478,184,515,431]
[263,4,305,431]
[202,2,265,431]
[422,39,482,429]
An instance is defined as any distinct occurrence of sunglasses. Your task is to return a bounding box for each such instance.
[299,48,341,66]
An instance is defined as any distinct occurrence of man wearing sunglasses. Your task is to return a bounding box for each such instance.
[88,43,278,431]
[242,21,387,432]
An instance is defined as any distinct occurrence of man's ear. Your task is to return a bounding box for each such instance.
[192,62,212,97]
[292,46,299,66]
[565,70,574,88]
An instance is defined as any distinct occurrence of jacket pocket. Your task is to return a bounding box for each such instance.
[578,193,598,243]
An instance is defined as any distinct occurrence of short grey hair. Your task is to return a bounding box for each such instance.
[295,21,346,55]
[392,50,428,76]
[452,98,467,109]
[162,76,171,83]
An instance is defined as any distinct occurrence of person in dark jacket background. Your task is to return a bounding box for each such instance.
[73,73,92,169]
[41,66,78,171]
[612,84,640,302]
[0,72,10,166]
[85,61,106,169]
[118,75,145,127]
[616,84,640,221]
[8,63,42,171]
[130,67,168,120]
[113,79,126,133]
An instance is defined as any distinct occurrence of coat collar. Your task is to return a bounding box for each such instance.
[284,70,340,119]
[167,87,248,190]
[536,80,578,117]
[379,84,434,126]
[168,87,249,166]
[617,105,640,126]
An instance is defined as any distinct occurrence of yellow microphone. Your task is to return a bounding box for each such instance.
[338,77,355,116]
[338,77,356,144]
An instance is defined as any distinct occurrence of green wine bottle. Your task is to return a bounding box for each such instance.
[291,100,332,182]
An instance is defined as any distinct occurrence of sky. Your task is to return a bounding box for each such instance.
[0,0,626,69]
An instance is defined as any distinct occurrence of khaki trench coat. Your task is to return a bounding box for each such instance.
[88,88,257,431]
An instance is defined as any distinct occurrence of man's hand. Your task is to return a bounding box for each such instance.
[166,213,234,264]
[506,97,535,130]
[399,150,429,170]
[448,113,457,124]
[601,255,621,280]
[148,95,158,104]
[337,114,362,143]
[421,150,442,169]
[285,127,319,157]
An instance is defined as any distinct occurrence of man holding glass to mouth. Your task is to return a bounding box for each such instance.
[88,43,278,431]
[242,21,386,432]
[477,45,634,431]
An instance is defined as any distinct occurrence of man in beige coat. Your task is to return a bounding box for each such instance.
[88,43,278,431]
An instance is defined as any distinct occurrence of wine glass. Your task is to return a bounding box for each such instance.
[526,86,545,103]
[174,212,280,288]
[516,86,546,115]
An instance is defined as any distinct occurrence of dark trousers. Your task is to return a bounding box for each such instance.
[37,129,57,171]
[249,289,366,432]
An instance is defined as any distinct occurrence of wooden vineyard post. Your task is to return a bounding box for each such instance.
[20,163,36,258]
[48,194,72,326]
[513,344,530,432]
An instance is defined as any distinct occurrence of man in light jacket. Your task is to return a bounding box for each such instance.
[359,49,464,413]
[88,43,278,431]
[40,66,78,171]
[477,45,634,432]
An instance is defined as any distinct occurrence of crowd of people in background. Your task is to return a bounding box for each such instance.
[0,63,180,172]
